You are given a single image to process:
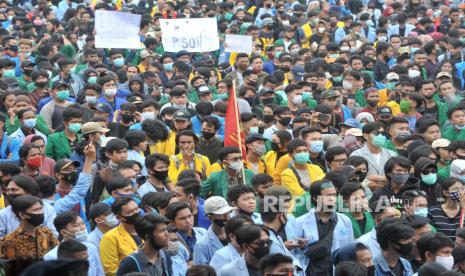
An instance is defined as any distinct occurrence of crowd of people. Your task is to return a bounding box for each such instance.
[3,0,465,275]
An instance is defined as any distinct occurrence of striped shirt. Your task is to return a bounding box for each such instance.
[427,205,461,240]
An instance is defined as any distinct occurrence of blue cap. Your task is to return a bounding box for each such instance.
[292,65,305,81]
[95,102,113,113]
[341,118,360,128]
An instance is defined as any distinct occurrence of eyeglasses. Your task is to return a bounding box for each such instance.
[422,168,437,175]
[332,158,347,164]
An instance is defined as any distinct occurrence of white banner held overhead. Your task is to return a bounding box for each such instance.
[95,10,142,49]
[224,34,253,54]
[160,18,219,52]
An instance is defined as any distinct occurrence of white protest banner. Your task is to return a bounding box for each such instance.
[224,34,253,54]
[95,10,142,49]
[160,18,219,52]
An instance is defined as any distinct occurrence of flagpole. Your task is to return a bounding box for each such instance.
[232,81,247,186]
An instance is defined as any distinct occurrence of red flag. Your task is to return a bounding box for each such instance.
[224,86,246,159]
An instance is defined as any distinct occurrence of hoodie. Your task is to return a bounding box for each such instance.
[414,157,443,206]
[128,75,145,94]
[370,176,420,211]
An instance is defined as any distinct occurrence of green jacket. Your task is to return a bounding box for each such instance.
[383,140,399,154]
[200,169,254,199]
[17,75,32,91]
[435,98,448,128]
[438,163,451,180]
[442,126,465,141]
[355,89,366,107]
[45,131,82,161]
[343,211,375,239]
[6,115,50,135]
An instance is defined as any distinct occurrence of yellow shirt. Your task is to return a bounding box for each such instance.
[301,24,313,49]
[246,158,267,174]
[164,130,177,156]
[272,154,293,185]
[377,88,401,116]
[168,153,211,183]
[264,151,292,179]
[100,224,138,276]
[207,162,223,177]
[281,164,325,196]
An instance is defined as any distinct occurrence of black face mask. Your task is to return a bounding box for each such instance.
[6,193,21,203]
[262,114,274,124]
[35,81,48,88]
[244,97,256,107]
[62,171,79,185]
[271,141,280,152]
[258,126,265,134]
[250,244,270,259]
[261,98,274,105]
[25,212,44,227]
[202,131,215,140]
[457,155,465,160]
[122,212,140,225]
[280,66,291,73]
[247,81,258,88]
[392,241,413,256]
[279,117,291,126]
[151,170,168,180]
[238,208,254,217]
[121,113,134,123]
[164,119,173,129]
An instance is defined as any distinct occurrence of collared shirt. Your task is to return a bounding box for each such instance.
[227,173,243,188]
[315,212,337,239]
[0,225,58,260]
[88,227,104,251]
[178,230,198,254]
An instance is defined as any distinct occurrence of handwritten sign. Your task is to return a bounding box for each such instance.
[160,18,219,52]
[224,34,253,54]
[95,10,142,49]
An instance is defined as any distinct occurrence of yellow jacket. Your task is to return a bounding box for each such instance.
[272,154,293,185]
[264,151,279,177]
[148,140,168,155]
[246,158,267,174]
[100,224,138,276]
[301,24,313,49]
[281,164,325,196]
[207,162,223,177]
[168,153,211,183]
[377,88,401,116]
[164,130,177,156]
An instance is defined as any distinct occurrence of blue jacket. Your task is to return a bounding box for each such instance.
[193,226,225,265]
[209,243,241,272]
[361,26,377,43]
[294,209,354,271]
[197,198,211,229]
[0,133,20,163]
[374,252,414,276]
[171,241,190,276]
[357,227,381,259]
[191,115,225,141]
[388,24,415,38]
[218,255,249,276]
[97,96,127,122]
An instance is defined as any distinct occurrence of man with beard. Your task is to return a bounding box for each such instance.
[420,79,447,127]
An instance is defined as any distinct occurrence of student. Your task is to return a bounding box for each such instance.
[200,147,254,198]
[87,202,119,251]
[9,108,47,144]
[0,195,58,259]
[209,215,253,272]
[138,153,174,197]
[218,224,271,276]
[228,185,262,224]
[39,80,73,131]
[417,232,455,271]
[195,116,223,164]
[251,173,273,200]
[57,239,89,262]
[44,211,104,276]
[166,201,207,259]
[175,178,209,229]
[193,196,234,265]
[264,130,293,178]
[374,218,415,276]
[141,191,179,217]
[294,180,354,275]
[281,138,325,196]
[339,182,374,239]
[102,176,140,206]
[100,197,142,275]
[116,214,173,276]
[413,157,442,206]
[260,253,295,276]
[245,133,267,174]
[168,130,211,182]
[402,190,429,218]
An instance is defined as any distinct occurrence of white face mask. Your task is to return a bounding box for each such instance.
[408,69,421,79]
[104,88,117,97]
[229,160,243,171]
[292,95,303,105]
[343,80,353,90]
[435,255,454,270]
[378,36,387,42]
[340,46,351,51]
[104,213,119,228]
[74,229,88,242]
[318,27,325,33]
[141,112,156,121]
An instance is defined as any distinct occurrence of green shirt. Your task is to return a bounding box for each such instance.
[383,140,399,154]
[343,211,375,239]
[442,126,465,141]
[6,115,50,135]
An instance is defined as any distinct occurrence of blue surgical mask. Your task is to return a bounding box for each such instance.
[23,118,37,129]
[414,207,428,218]
[371,134,386,148]
[310,140,324,153]
[421,173,437,185]
[294,152,310,165]
[113,57,125,67]
[164,62,173,71]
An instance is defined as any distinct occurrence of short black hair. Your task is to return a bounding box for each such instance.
[10,175,39,196]
[54,211,79,240]
[176,178,200,197]
[186,265,217,276]
[111,197,136,216]
[218,146,241,161]
[10,195,42,220]
[105,138,128,154]
[145,153,170,170]
[417,232,454,261]
[106,176,132,194]
[260,254,293,275]
[62,107,83,122]
[335,261,367,276]
[251,174,273,188]
[134,213,169,240]
[287,138,308,153]
[57,239,87,259]
[175,129,198,145]
[225,214,253,242]
[309,180,335,206]
[0,163,20,177]
[384,156,411,181]
[201,116,220,131]
[453,245,465,264]
[376,218,415,251]
[141,192,177,212]
[227,185,255,204]
[124,130,147,150]
[339,182,364,201]
[165,201,191,221]
[36,175,57,199]
[325,146,347,163]
[235,224,267,247]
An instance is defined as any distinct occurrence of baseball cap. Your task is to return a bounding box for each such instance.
[204,196,235,215]
[341,118,360,128]
[246,133,266,144]
[432,138,450,149]
[52,80,70,90]
[54,158,81,173]
[96,102,113,113]
[292,65,305,81]
[258,88,275,97]
[197,85,212,95]
[89,202,111,221]
[320,90,338,99]
[173,109,191,121]
[337,165,357,177]
[345,128,363,137]
[81,122,110,135]
[377,106,393,116]
[386,72,399,82]
[262,17,274,26]
[436,71,452,79]
[415,157,436,173]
